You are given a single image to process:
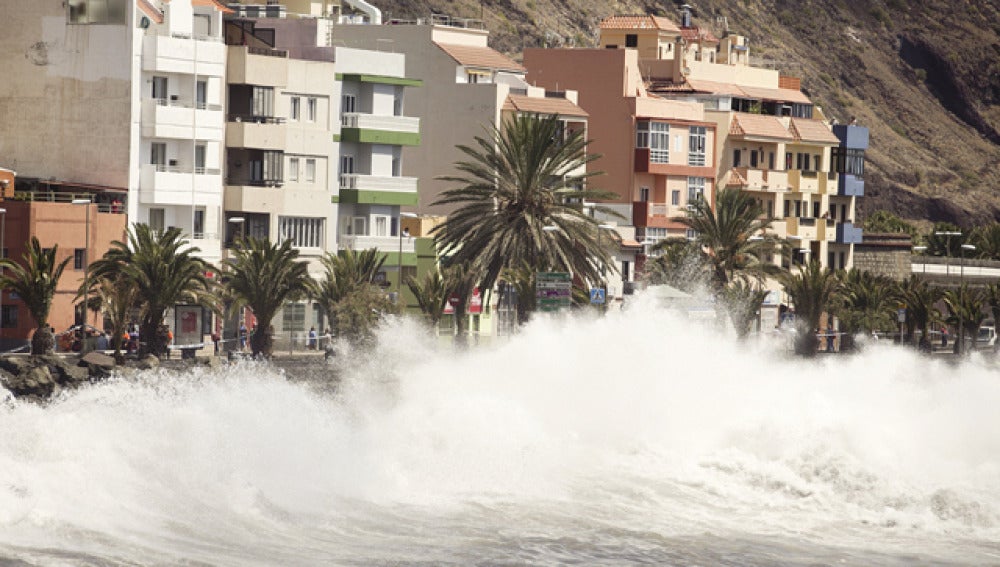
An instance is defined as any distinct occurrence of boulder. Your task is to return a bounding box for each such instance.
[0,356,33,377]
[136,355,160,370]
[37,355,89,386]
[79,351,116,379]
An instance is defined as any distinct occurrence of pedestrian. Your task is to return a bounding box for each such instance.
[826,324,835,352]
[941,325,948,348]
[239,323,247,351]
[308,326,317,350]
[211,330,220,355]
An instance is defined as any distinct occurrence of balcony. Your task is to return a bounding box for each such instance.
[731,167,789,192]
[142,33,226,77]
[226,116,287,150]
[339,113,421,146]
[227,45,288,88]
[634,148,714,178]
[139,164,223,205]
[339,235,416,254]
[836,221,863,244]
[338,174,418,205]
[785,216,821,241]
[632,201,685,229]
[787,170,821,194]
[224,182,283,213]
[141,98,224,140]
[817,171,838,195]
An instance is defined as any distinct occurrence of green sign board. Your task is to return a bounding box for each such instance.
[536,272,572,312]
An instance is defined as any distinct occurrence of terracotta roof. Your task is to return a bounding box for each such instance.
[687,78,746,97]
[646,79,694,93]
[138,0,164,23]
[599,15,680,32]
[435,42,525,73]
[680,27,719,43]
[730,114,794,140]
[502,94,588,117]
[738,85,811,104]
[789,118,840,144]
[620,238,644,248]
[163,0,234,14]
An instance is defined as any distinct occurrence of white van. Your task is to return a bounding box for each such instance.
[976,325,996,348]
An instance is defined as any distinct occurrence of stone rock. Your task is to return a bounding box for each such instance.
[136,355,160,370]
[79,351,116,379]
[0,356,33,377]
[38,355,88,386]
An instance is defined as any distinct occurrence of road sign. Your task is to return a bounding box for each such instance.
[897,308,906,323]
[590,287,606,304]
[536,272,572,312]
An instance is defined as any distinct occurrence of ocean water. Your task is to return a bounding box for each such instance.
[1,296,999,566]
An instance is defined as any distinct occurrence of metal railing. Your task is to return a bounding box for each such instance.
[154,164,221,175]
[228,114,286,124]
[152,97,223,111]
[226,178,284,187]
[248,46,288,58]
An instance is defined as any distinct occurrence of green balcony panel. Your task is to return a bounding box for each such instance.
[340,128,420,146]
[338,189,419,206]
[336,73,423,87]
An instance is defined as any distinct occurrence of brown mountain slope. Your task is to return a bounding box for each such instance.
[376,0,1000,228]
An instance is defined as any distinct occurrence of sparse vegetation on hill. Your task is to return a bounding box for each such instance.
[378,0,1000,227]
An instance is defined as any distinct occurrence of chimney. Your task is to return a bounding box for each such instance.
[680,4,693,28]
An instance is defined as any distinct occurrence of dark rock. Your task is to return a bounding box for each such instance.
[79,351,116,379]
[38,354,89,386]
[136,355,160,370]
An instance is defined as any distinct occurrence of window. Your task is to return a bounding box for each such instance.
[813,154,821,171]
[278,216,324,248]
[750,150,759,168]
[671,190,680,206]
[305,159,316,183]
[625,34,638,47]
[151,143,166,167]
[149,208,165,232]
[307,97,317,122]
[290,97,300,120]
[341,94,356,114]
[635,121,669,163]
[250,151,283,185]
[352,217,366,236]
[195,144,206,172]
[340,155,354,187]
[832,148,865,177]
[193,14,210,37]
[196,81,207,108]
[194,208,205,238]
[288,157,299,181]
[152,76,168,101]
[687,177,705,205]
[685,228,698,240]
[733,149,742,167]
[688,126,706,166]
[373,215,389,237]
[769,152,775,170]
[253,86,274,118]
[784,200,791,217]
[813,201,820,218]
[785,152,793,170]
[639,187,650,202]
[0,305,17,329]
[282,303,306,332]
[74,249,86,270]
[68,0,128,25]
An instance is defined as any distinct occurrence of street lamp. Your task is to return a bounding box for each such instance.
[71,199,92,349]
[913,245,927,275]
[397,212,417,303]
[934,230,961,276]
[958,243,976,353]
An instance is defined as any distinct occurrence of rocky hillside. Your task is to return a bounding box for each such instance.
[377,0,1000,228]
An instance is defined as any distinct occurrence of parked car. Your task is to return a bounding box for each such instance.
[56,324,102,352]
[976,325,996,349]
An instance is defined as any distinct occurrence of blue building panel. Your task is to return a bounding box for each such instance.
[832,124,869,150]
[838,174,865,197]
[837,222,863,244]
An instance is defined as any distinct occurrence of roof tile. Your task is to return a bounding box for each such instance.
[730,113,794,140]
[790,118,840,144]
[434,42,525,73]
[503,94,588,117]
[599,15,681,32]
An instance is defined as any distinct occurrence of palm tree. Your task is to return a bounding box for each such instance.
[311,248,395,345]
[0,237,70,354]
[925,222,967,258]
[643,237,710,293]
[431,113,616,318]
[943,284,986,355]
[778,259,840,356]
[89,273,139,363]
[406,269,450,328]
[223,237,312,357]
[679,187,783,291]
[970,223,1000,260]
[898,275,943,352]
[88,225,215,358]
[720,280,769,340]
[833,269,898,351]
[441,261,480,347]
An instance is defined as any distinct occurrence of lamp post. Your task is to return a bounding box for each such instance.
[71,199,92,351]
[934,230,961,276]
[959,243,976,353]
[397,212,417,303]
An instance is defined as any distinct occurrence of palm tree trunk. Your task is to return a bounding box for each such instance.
[250,326,272,358]
[30,326,54,355]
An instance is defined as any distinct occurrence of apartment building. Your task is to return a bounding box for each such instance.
[524,45,718,279]
[596,9,864,270]
[0,0,230,267]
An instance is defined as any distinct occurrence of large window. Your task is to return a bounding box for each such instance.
[290,97,300,121]
[282,303,306,332]
[74,249,86,270]
[149,208,165,232]
[252,87,274,118]
[0,305,17,329]
[636,121,670,163]
[688,126,706,166]
[279,217,324,248]
[305,159,316,183]
[832,148,865,177]
[288,158,299,182]
[687,177,706,205]
[625,34,638,48]
[307,98,317,122]
[68,0,127,24]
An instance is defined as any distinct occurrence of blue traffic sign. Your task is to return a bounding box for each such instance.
[590,288,606,304]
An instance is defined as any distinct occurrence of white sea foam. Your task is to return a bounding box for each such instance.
[1,293,998,565]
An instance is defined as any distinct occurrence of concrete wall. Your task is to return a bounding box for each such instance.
[0,1,134,188]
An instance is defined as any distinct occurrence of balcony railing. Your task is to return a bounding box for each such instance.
[248,46,288,58]
[226,178,284,187]
[228,114,286,124]
[152,97,223,111]
[153,164,220,175]
[339,174,417,193]
[340,113,420,133]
